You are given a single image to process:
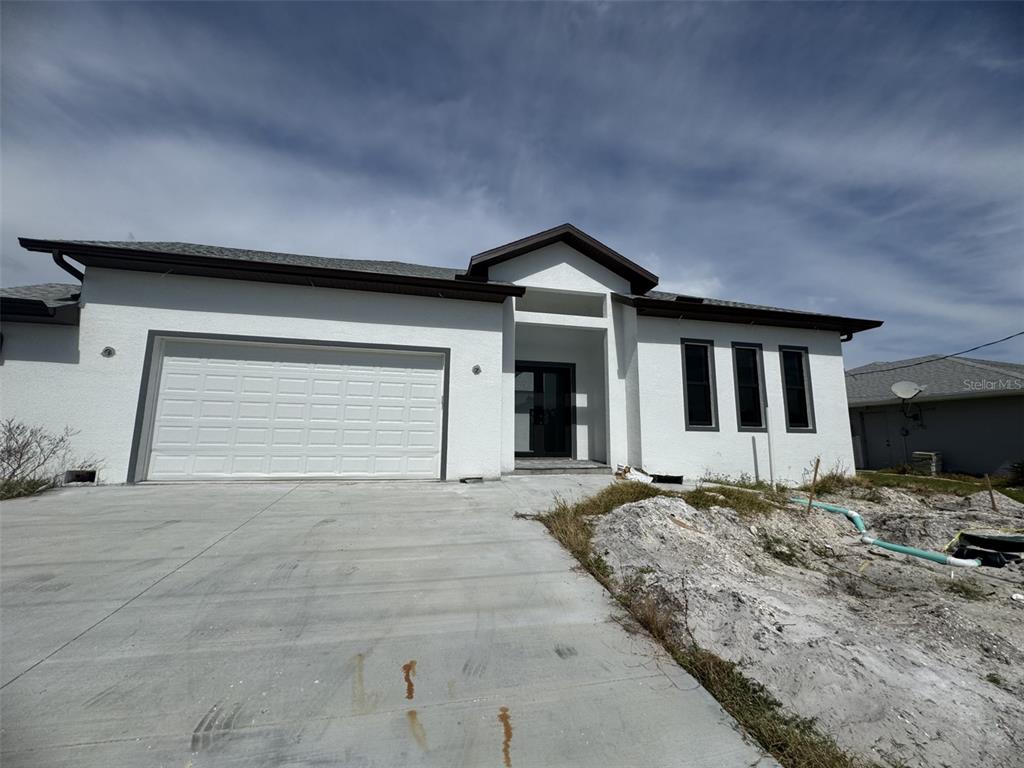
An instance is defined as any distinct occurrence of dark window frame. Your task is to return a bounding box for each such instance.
[730,342,767,432]
[680,338,719,431]
[778,345,816,433]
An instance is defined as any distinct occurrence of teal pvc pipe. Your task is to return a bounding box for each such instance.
[858,536,955,565]
[791,497,866,532]
[790,497,981,568]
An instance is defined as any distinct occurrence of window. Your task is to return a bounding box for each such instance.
[681,340,717,430]
[780,346,815,431]
[731,343,766,430]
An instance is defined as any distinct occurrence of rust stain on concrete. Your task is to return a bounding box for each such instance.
[352,653,382,714]
[406,709,428,751]
[402,659,417,700]
[498,706,513,767]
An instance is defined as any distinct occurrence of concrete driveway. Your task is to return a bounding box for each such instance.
[1,478,772,767]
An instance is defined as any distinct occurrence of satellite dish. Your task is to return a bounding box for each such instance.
[891,380,924,400]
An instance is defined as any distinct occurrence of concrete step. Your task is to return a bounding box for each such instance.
[511,460,613,476]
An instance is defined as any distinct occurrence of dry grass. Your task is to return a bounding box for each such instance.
[798,467,1024,505]
[684,484,784,519]
[800,468,859,496]
[540,481,664,582]
[758,531,804,567]
[0,477,51,500]
[538,480,877,768]
[943,577,990,601]
[985,672,1006,688]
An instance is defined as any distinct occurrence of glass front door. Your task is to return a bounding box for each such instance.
[514,363,573,457]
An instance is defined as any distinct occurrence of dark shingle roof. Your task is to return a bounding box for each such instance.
[17,233,883,334]
[846,355,1024,405]
[642,289,856,319]
[0,282,80,308]
[44,240,464,281]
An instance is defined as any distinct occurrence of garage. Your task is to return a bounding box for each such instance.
[137,337,447,480]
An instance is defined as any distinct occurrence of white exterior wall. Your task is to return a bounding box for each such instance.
[1,268,505,483]
[616,301,643,468]
[637,317,854,483]
[0,323,85,469]
[500,298,516,473]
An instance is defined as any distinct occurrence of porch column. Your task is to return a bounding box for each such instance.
[500,297,516,473]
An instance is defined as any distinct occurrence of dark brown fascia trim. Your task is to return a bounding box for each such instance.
[19,239,526,304]
[465,223,659,294]
[613,294,884,335]
[0,298,81,326]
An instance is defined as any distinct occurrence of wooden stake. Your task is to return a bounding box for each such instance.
[985,474,998,512]
[806,457,821,514]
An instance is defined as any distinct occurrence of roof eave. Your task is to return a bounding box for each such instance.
[614,293,884,335]
[0,297,81,326]
[19,238,526,303]
[848,387,1024,408]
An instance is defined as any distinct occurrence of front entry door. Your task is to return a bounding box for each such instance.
[515,362,573,457]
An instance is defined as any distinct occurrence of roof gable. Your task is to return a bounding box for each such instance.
[465,223,658,294]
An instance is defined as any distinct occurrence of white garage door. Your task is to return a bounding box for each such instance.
[144,340,445,480]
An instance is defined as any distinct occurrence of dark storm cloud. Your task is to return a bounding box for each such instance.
[2,2,1021,364]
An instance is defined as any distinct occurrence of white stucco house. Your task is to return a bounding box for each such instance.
[0,224,881,484]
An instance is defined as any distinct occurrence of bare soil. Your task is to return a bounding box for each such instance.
[592,486,1024,768]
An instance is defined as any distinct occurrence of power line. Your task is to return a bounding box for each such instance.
[849,330,1024,377]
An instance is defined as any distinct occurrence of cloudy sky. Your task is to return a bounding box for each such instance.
[2,2,1021,367]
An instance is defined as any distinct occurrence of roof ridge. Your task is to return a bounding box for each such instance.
[952,356,1024,380]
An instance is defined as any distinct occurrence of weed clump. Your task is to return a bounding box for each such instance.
[944,578,989,601]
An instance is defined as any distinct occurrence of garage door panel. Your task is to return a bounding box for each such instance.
[309,404,340,421]
[274,403,306,420]
[313,379,342,396]
[305,456,339,474]
[408,430,438,447]
[145,341,444,480]
[377,404,406,417]
[237,402,272,420]
[164,372,201,392]
[159,399,197,418]
[308,429,339,447]
[235,428,270,447]
[193,455,229,474]
[198,400,235,418]
[148,454,189,476]
[230,455,266,474]
[375,430,405,447]
[344,404,373,421]
[196,427,231,446]
[341,430,372,447]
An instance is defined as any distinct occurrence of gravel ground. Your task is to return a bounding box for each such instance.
[592,486,1024,768]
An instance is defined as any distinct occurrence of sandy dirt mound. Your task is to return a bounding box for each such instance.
[592,487,1024,768]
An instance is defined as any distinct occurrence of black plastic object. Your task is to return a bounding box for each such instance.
[957,531,1024,554]
[950,546,1021,568]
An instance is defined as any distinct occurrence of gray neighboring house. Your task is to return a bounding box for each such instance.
[846,355,1024,475]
